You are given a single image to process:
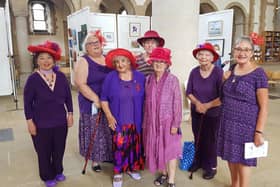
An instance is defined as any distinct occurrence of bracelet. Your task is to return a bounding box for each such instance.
[255,130,263,134]
[68,112,73,115]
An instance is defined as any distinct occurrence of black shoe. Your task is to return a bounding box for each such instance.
[188,164,200,172]
[202,169,217,180]
[92,164,102,172]
[167,183,176,187]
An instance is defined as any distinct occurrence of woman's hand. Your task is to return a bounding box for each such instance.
[171,127,178,135]
[107,115,117,131]
[67,114,74,128]
[254,132,264,146]
[195,101,207,114]
[27,120,37,135]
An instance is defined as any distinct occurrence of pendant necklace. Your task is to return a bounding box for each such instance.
[39,70,54,88]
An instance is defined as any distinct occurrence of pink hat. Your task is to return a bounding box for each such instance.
[147,47,172,66]
[105,48,137,69]
[192,42,219,63]
[27,40,61,61]
[137,30,165,47]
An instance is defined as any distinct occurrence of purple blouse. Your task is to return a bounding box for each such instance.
[24,71,73,128]
[78,55,111,114]
[186,66,223,116]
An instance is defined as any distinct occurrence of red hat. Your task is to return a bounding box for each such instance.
[192,42,219,63]
[147,47,172,66]
[137,30,165,47]
[27,40,61,61]
[105,48,137,69]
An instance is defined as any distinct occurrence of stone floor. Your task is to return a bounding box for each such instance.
[0,89,279,187]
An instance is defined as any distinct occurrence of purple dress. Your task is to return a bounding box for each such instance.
[78,55,113,162]
[217,67,268,166]
[186,66,223,171]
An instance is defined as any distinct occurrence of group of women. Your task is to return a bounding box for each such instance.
[23,29,268,187]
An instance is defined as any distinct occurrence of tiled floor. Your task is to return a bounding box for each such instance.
[0,90,279,187]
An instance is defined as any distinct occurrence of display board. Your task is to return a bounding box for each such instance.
[0,7,13,96]
[198,9,234,70]
[88,12,117,54]
[117,15,150,54]
[67,7,90,85]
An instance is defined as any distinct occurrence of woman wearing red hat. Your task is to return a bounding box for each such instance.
[74,30,113,172]
[143,47,182,187]
[136,30,165,76]
[24,41,73,187]
[186,42,223,179]
[100,48,145,187]
[217,36,268,187]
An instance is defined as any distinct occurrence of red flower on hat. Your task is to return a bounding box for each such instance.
[27,40,62,60]
[250,32,264,46]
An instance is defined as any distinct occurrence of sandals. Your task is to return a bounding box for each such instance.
[167,183,176,187]
[154,174,168,186]
[113,174,123,187]
[92,164,102,172]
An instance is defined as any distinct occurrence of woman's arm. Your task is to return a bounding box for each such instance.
[254,88,268,146]
[74,57,101,108]
[101,101,117,131]
[187,94,207,114]
[204,97,222,110]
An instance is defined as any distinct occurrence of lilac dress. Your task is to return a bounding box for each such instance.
[217,67,268,166]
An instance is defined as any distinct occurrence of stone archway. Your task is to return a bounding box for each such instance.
[199,0,218,14]
[225,3,248,44]
[98,0,135,14]
[145,2,151,16]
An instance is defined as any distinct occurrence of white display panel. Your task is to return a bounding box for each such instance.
[117,15,150,54]
[67,7,90,85]
[198,9,234,70]
[0,8,13,96]
[88,12,117,54]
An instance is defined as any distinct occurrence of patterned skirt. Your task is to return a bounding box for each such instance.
[113,124,145,174]
[79,112,113,162]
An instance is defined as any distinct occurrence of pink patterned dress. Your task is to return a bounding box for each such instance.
[143,72,182,173]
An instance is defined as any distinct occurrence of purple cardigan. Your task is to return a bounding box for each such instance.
[24,71,73,128]
[100,70,145,133]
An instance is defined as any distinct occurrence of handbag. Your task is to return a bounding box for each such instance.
[179,141,195,171]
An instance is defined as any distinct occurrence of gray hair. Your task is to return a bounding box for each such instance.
[234,36,254,50]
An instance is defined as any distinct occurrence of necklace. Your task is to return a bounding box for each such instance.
[39,71,54,88]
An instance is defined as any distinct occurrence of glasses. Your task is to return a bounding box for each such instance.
[86,41,100,46]
[233,47,253,53]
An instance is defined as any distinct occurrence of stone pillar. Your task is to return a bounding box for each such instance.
[152,0,199,120]
[14,14,32,87]
[134,5,146,16]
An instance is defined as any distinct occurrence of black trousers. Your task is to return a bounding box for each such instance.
[191,111,220,171]
[31,126,68,181]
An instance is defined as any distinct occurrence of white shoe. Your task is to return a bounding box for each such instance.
[113,174,122,187]
[127,171,141,180]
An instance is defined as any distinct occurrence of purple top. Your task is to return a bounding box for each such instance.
[101,70,145,133]
[78,55,111,114]
[24,71,73,128]
[186,66,223,116]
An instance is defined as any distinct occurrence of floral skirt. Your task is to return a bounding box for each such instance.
[113,124,144,174]
[79,112,113,162]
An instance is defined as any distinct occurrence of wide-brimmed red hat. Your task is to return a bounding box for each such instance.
[192,42,219,63]
[137,30,165,47]
[27,40,61,61]
[147,47,172,66]
[105,48,137,69]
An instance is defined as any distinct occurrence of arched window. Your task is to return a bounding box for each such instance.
[29,1,55,34]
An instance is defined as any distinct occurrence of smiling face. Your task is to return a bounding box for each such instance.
[113,56,131,73]
[142,39,159,54]
[85,35,102,56]
[152,60,168,74]
[37,52,55,71]
[233,40,254,64]
[196,50,214,66]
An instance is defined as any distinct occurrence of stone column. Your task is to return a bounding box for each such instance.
[152,0,199,120]
[14,14,32,87]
